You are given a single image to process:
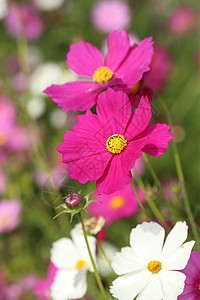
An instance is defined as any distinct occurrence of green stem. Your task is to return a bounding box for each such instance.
[131,180,151,221]
[143,154,175,220]
[79,213,108,300]
[157,95,200,243]
[97,239,117,276]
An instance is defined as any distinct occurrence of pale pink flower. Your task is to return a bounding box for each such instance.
[0,199,22,233]
[4,4,43,41]
[169,6,197,35]
[91,0,132,33]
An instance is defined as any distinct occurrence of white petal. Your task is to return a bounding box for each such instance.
[161,221,188,259]
[68,268,88,299]
[50,238,79,269]
[50,269,77,300]
[110,269,150,300]
[130,222,165,261]
[162,241,195,270]
[71,227,97,272]
[159,270,186,300]
[111,247,146,275]
[136,274,163,300]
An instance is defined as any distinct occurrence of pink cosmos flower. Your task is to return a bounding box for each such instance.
[91,0,132,33]
[178,251,200,300]
[169,6,197,35]
[88,184,145,226]
[44,30,154,112]
[34,263,58,300]
[0,199,22,233]
[58,88,173,194]
[4,4,43,41]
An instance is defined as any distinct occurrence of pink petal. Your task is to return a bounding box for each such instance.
[136,123,174,156]
[44,81,98,112]
[67,41,104,77]
[96,139,145,194]
[115,37,154,88]
[96,88,132,137]
[124,96,152,140]
[105,30,130,71]
[58,112,112,183]
[96,155,132,194]
[68,151,111,184]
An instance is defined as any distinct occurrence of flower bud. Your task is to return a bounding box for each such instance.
[65,193,85,209]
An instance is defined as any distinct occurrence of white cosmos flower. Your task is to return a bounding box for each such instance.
[50,226,96,300]
[110,221,195,300]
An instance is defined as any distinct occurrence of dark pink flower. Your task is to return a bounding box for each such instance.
[44,30,153,111]
[178,251,200,300]
[34,263,58,300]
[169,6,197,35]
[143,45,172,92]
[58,88,173,194]
[91,0,132,33]
[0,199,22,233]
[88,184,145,226]
[4,4,43,41]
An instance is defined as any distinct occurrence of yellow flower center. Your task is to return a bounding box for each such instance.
[0,132,7,146]
[93,66,114,84]
[109,196,126,210]
[147,260,161,273]
[130,80,141,94]
[75,259,86,270]
[106,134,127,154]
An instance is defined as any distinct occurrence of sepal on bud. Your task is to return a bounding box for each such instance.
[53,191,101,223]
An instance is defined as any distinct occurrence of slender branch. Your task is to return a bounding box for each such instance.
[79,212,108,300]
[97,239,117,276]
[131,180,151,221]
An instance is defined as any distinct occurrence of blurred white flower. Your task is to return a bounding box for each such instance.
[29,63,77,97]
[110,221,195,300]
[49,108,67,128]
[50,226,96,300]
[34,0,66,11]
[26,96,46,119]
[0,0,8,20]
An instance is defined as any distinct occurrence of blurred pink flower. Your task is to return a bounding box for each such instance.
[34,263,58,300]
[4,4,43,41]
[0,171,7,195]
[3,274,39,300]
[58,88,173,194]
[144,45,172,92]
[7,126,31,152]
[91,0,132,33]
[168,6,197,35]
[45,30,153,112]
[88,184,145,226]
[161,178,184,202]
[0,199,22,233]
[178,251,200,299]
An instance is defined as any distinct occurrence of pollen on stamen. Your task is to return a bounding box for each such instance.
[106,134,127,154]
[75,259,86,270]
[147,260,162,273]
[93,66,114,84]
